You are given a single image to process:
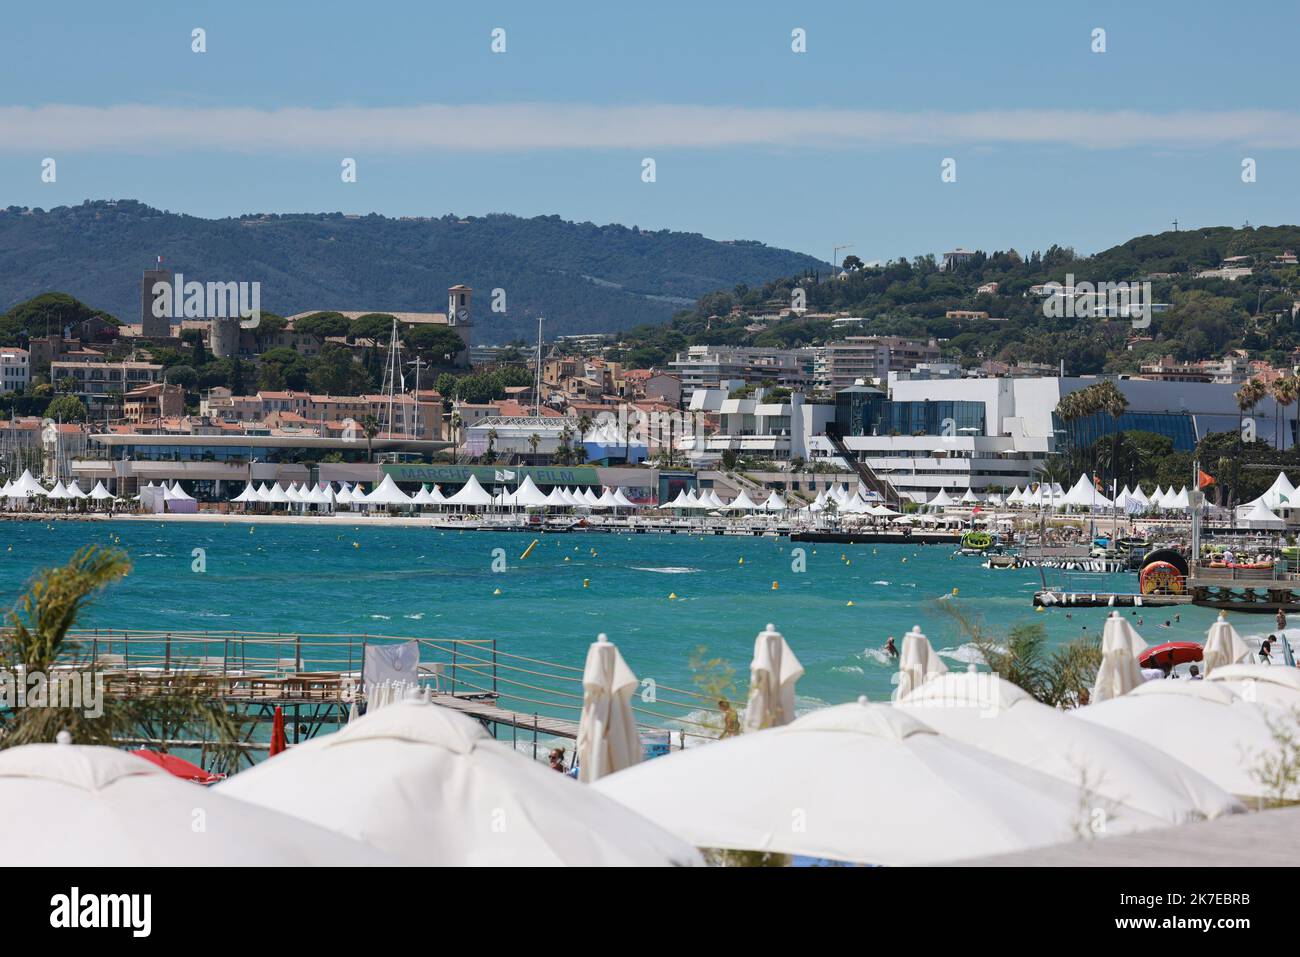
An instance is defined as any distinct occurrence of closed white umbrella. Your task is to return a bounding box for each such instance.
[1091,612,1147,702]
[1203,611,1253,675]
[1075,680,1282,799]
[576,634,642,783]
[0,744,389,866]
[743,623,804,731]
[896,672,1243,823]
[595,699,1162,865]
[218,701,698,866]
[895,625,948,699]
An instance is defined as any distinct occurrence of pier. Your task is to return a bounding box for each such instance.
[9,629,724,767]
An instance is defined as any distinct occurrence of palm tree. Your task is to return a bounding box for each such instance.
[1271,375,1298,451]
[361,414,380,463]
[575,414,593,465]
[449,411,464,464]
[1093,380,1128,492]
[527,432,541,463]
[0,546,243,761]
[1235,378,1268,507]
[485,427,498,463]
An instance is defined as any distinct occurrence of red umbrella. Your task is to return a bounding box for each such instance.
[270,706,288,756]
[1139,641,1204,669]
[131,749,223,785]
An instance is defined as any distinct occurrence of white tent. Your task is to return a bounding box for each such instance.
[265,483,291,505]
[1062,473,1112,509]
[896,673,1242,824]
[47,481,71,500]
[581,487,601,507]
[723,489,762,511]
[230,483,258,504]
[444,474,493,507]
[1169,486,1191,510]
[512,476,552,508]
[829,483,849,506]
[11,470,47,497]
[0,744,388,866]
[595,487,621,509]
[365,474,413,506]
[1092,612,1147,702]
[284,483,303,503]
[1239,499,1285,530]
[1256,471,1296,510]
[428,485,447,506]
[563,487,588,507]
[808,489,829,512]
[544,486,570,507]
[927,489,956,509]
[576,634,643,783]
[1202,612,1253,675]
[701,488,726,509]
[335,484,355,506]
[959,488,981,505]
[658,488,690,510]
[743,624,804,732]
[762,491,788,512]
[88,481,115,501]
[218,701,699,866]
[594,700,1162,866]
[1075,681,1281,799]
[304,483,330,506]
[167,482,196,501]
[65,481,88,499]
[895,625,948,699]
[611,488,638,509]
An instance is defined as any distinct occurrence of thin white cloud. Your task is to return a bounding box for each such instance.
[1,103,1297,152]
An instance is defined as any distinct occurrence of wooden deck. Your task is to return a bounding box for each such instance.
[956,805,1300,866]
[429,692,580,740]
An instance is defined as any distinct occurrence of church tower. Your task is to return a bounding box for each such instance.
[447,284,472,367]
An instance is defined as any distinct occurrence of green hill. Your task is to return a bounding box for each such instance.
[0,200,828,343]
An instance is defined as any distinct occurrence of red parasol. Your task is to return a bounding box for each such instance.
[270,706,288,756]
[131,749,223,785]
[1139,641,1204,669]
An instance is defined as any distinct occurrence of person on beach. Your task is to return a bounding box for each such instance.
[1260,637,1273,664]
[1188,664,1202,680]
[718,699,741,738]
[1277,609,1288,631]
[884,637,899,661]
[548,747,566,772]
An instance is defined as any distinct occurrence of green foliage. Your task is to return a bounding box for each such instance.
[45,394,87,422]
[292,311,351,338]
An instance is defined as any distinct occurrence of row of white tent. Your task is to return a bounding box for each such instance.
[1000,474,1198,512]
[1,469,118,501]
[229,474,649,511]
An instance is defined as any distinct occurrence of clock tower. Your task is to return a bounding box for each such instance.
[447,284,472,367]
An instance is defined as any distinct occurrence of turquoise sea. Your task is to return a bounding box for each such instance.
[0,521,1251,725]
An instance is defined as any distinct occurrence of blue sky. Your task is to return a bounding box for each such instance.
[2,0,1298,264]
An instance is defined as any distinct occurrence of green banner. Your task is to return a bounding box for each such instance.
[383,464,602,486]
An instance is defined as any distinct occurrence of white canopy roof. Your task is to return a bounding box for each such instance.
[444,474,494,507]
[595,487,621,509]
[230,483,258,503]
[509,476,551,508]
[47,481,71,500]
[724,489,762,511]
[897,673,1242,823]
[762,491,787,511]
[265,483,291,504]
[366,474,413,506]
[927,489,956,508]
[218,701,700,866]
[0,744,388,866]
[88,481,115,501]
[11,470,47,496]
[1062,473,1112,509]
[659,488,692,510]
[611,488,638,509]
[65,481,88,499]
[595,700,1161,865]
[1240,498,1284,529]
[1256,471,1296,510]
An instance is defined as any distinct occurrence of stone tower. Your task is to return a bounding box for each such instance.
[447,284,472,367]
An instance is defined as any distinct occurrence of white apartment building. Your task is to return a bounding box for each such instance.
[0,348,30,393]
[669,345,812,392]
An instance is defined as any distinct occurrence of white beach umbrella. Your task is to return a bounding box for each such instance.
[896,673,1243,823]
[1205,663,1300,709]
[0,744,389,866]
[595,700,1161,865]
[1203,611,1253,675]
[576,634,642,783]
[218,701,698,866]
[895,625,948,699]
[1091,612,1147,702]
[1075,681,1284,799]
[742,623,804,731]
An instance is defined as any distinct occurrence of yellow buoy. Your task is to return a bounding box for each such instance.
[583,579,590,588]
[668,592,677,600]
[352,542,360,549]
[1035,605,1044,613]
[520,539,539,561]
[493,588,502,595]
[738,557,744,565]
[952,587,959,596]
[846,600,855,607]
[564,556,570,562]
[845,559,851,566]
[771,581,779,590]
